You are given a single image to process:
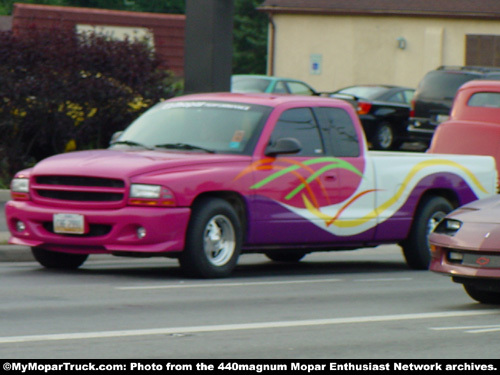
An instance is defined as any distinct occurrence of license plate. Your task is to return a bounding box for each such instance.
[53,213,85,234]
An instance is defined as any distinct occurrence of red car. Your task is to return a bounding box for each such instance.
[429,80,500,304]
[429,196,500,304]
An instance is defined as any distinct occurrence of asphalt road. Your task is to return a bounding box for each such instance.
[1,246,499,359]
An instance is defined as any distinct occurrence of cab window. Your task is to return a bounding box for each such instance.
[270,108,324,156]
[316,107,360,157]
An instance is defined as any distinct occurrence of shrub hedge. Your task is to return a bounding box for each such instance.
[0,26,179,187]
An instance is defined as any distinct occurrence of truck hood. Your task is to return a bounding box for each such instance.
[32,149,250,179]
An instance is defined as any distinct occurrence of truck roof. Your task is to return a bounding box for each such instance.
[168,92,349,108]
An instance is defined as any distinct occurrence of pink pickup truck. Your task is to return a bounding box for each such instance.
[5,93,497,277]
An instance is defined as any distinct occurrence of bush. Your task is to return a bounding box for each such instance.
[0,26,178,187]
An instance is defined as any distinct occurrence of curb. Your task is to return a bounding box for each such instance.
[0,189,9,202]
[0,245,33,262]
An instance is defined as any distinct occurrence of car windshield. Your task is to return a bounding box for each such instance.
[419,71,478,100]
[335,86,387,100]
[112,100,271,155]
[231,77,272,93]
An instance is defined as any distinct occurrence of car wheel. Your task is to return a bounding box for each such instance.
[265,251,307,262]
[401,196,453,270]
[371,122,394,150]
[31,247,88,269]
[179,198,242,278]
[463,284,500,304]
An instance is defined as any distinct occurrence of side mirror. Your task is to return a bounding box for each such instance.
[265,137,302,156]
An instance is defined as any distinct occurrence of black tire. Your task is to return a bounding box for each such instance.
[265,251,307,262]
[31,247,88,269]
[179,198,242,278]
[371,122,394,150]
[401,196,453,270]
[463,284,500,304]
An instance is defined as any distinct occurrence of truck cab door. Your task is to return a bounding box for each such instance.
[313,107,376,242]
[247,107,343,245]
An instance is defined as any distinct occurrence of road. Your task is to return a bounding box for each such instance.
[1,245,499,359]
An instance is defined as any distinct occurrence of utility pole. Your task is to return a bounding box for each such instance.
[184,0,234,94]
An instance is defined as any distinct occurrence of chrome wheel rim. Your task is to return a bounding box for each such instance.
[203,215,235,266]
[427,211,447,245]
[378,125,393,149]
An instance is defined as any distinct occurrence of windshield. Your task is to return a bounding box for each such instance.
[418,71,479,100]
[335,86,387,100]
[112,100,271,155]
[231,76,272,93]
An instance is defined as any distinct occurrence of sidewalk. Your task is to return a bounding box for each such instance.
[1,189,33,262]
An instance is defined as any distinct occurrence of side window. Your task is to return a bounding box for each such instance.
[270,108,324,156]
[403,90,414,104]
[286,82,315,96]
[468,92,500,108]
[387,92,405,104]
[273,81,288,94]
[316,107,360,157]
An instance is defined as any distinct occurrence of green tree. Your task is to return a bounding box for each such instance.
[233,0,267,74]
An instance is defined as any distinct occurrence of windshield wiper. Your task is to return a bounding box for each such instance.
[154,143,215,153]
[110,140,153,150]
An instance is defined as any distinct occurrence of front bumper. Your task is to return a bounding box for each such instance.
[5,200,191,255]
[430,235,500,280]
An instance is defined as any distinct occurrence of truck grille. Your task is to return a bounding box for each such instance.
[33,175,126,204]
[36,176,124,188]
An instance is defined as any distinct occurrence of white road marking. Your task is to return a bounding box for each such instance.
[354,278,413,282]
[0,310,496,344]
[430,324,500,333]
[115,278,343,290]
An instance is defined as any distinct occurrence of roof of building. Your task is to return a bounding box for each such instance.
[259,0,500,19]
[12,3,185,74]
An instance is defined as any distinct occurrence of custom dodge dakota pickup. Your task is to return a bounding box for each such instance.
[5,93,498,278]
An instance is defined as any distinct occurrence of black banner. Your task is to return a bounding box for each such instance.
[2,360,499,374]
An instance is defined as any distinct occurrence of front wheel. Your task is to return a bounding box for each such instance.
[401,196,453,270]
[31,247,88,269]
[179,198,242,278]
[463,284,500,304]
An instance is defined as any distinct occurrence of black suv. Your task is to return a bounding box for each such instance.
[407,66,500,146]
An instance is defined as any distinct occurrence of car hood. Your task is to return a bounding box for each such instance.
[31,149,250,180]
[448,195,500,224]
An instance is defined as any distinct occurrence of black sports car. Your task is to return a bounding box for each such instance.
[329,85,415,150]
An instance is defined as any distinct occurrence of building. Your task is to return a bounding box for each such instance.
[260,0,500,91]
[12,3,185,76]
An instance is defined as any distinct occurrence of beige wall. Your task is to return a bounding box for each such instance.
[269,14,500,91]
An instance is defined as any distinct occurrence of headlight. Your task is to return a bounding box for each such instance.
[10,177,30,201]
[11,178,29,193]
[433,218,462,236]
[130,184,161,199]
[128,184,176,206]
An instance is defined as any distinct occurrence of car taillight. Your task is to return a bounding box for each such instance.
[357,101,372,115]
[410,99,415,117]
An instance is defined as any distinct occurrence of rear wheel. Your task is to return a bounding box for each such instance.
[179,198,242,278]
[463,284,500,304]
[31,247,88,269]
[371,122,394,150]
[401,196,453,270]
